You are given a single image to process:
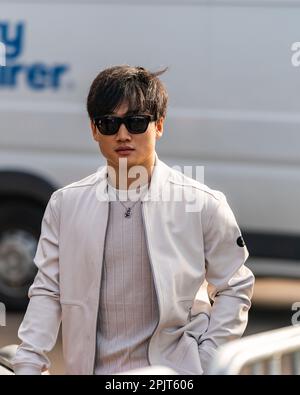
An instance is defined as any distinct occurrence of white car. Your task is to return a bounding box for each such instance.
[0,0,300,309]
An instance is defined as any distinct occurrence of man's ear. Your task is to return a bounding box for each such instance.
[155,117,164,140]
[91,120,99,141]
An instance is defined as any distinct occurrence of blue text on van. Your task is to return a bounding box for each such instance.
[0,22,70,90]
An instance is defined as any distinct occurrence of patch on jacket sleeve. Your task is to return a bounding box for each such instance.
[236,235,246,247]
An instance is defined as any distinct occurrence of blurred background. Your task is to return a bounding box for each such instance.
[0,0,300,374]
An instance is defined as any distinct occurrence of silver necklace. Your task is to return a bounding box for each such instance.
[118,199,139,218]
[107,179,148,218]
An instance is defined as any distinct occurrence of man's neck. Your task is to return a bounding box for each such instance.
[107,153,156,190]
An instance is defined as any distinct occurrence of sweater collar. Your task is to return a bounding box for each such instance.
[95,152,171,203]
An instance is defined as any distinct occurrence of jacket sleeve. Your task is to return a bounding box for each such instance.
[12,191,62,375]
[198,191,255,374]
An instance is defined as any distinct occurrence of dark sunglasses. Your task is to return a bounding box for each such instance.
[93,114,155,135]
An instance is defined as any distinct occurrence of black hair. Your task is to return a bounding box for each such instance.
[87,65,168,121]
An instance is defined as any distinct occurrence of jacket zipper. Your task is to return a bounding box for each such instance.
[91,200,110,374]
[141,201,161,366]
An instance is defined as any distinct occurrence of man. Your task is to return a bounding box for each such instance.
[12,65,254,375]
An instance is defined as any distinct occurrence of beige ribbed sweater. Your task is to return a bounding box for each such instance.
[93,183,159,374]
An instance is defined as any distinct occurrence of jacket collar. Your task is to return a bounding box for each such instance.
[95,152,171,203]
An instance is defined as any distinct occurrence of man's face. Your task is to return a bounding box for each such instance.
[91,102,164,170]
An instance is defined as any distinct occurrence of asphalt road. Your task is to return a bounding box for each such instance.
[0,278,299,374]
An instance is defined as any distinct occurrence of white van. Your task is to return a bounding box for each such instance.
[1,0,300,308]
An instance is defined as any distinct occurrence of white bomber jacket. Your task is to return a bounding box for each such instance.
[12,153,255,375]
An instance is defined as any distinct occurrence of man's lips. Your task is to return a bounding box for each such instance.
[115,147,135,152]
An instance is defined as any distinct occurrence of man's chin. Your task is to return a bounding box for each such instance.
[116,153,139,167]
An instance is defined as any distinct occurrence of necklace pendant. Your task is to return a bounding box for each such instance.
[125,208,131,218]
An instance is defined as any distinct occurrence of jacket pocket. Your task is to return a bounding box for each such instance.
[178,298,211,322]
[60,299,85,308]
[178,299,211,344]
[60,302,87,374]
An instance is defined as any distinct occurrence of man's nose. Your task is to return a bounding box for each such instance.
[116,123,131,140]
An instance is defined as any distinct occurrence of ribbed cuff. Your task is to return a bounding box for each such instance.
[13,364,42,375]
